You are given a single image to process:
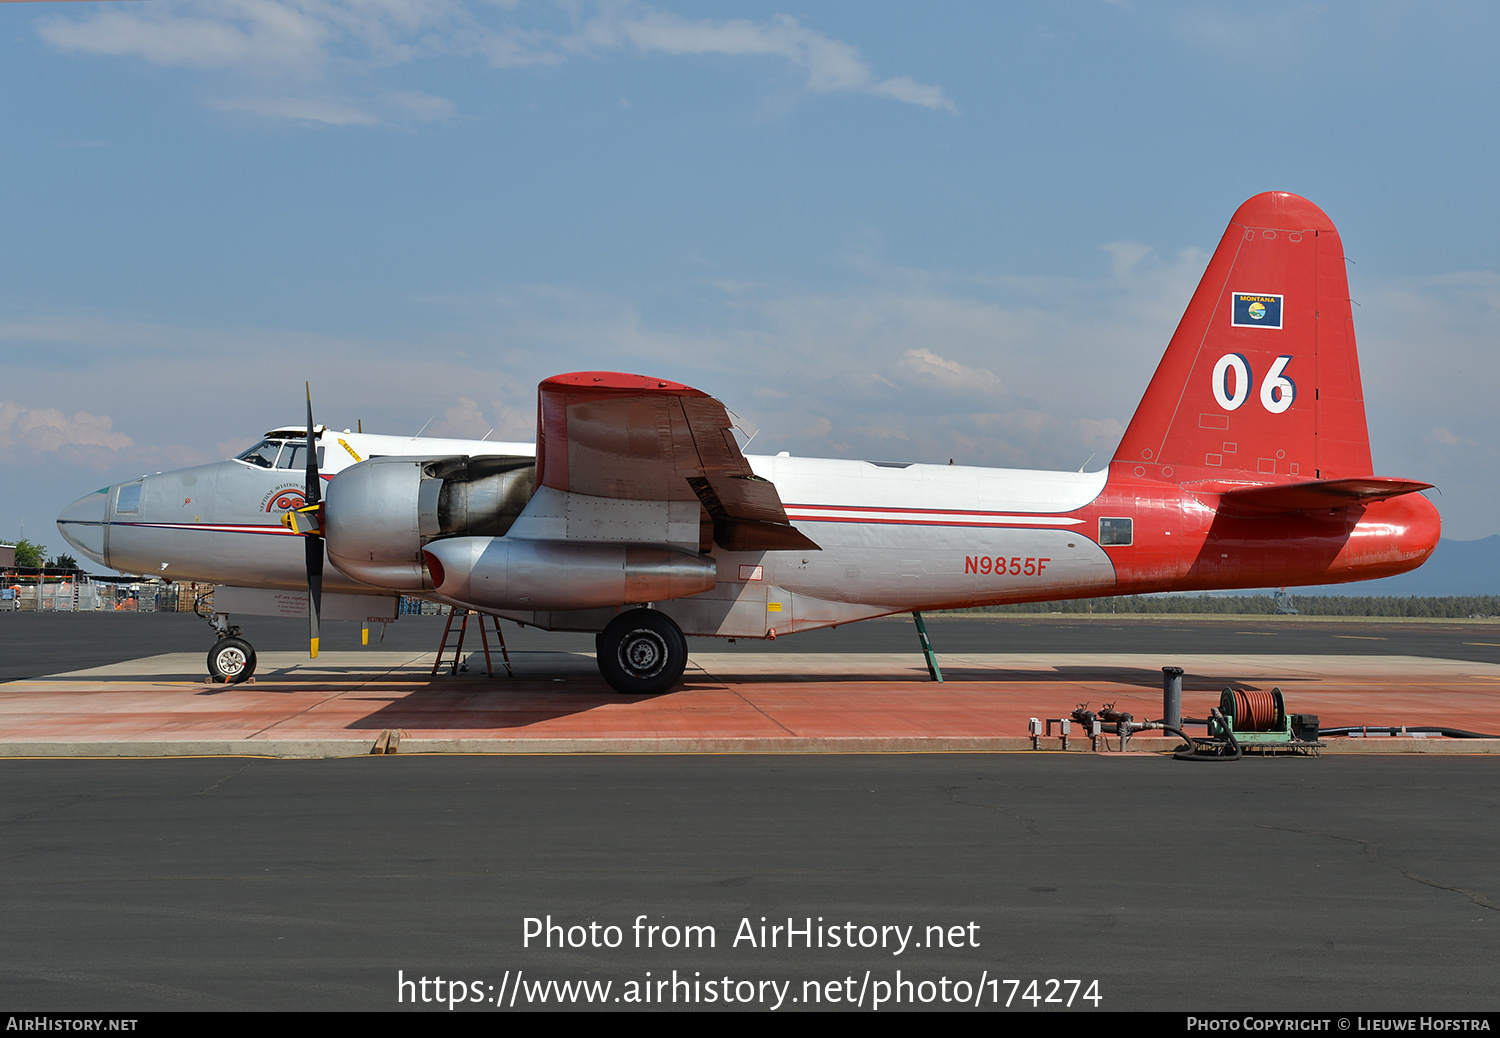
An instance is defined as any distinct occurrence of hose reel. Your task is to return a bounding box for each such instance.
[1175,686,1321,760]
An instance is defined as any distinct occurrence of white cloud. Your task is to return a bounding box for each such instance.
[897,347,1005,396]
[0,401,134,455]
[211,94,381,125]
[571,9,956,112]
[208,88,452,125]
[36,1,954,122]
[37,1,332,73]
[430,396,532,440]
[386,89,456,121]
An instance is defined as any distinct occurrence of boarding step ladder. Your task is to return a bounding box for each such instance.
[432,607,513,678]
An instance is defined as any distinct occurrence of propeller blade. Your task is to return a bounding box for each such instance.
[305,382,322,506]
[306,535,323,659]
[304,382,323,658]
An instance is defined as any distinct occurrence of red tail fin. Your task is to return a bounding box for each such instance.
[1112,192,1372,486]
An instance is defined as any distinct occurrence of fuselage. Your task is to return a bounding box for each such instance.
[57,426,1440,639]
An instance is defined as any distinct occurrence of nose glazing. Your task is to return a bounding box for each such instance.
[56,488,110,567]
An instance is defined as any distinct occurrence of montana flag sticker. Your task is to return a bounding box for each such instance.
[1231,292,1283,329]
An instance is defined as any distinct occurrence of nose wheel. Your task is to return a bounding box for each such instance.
[208,637,257,683]
[596,609,687,695]
[196,594,256,683]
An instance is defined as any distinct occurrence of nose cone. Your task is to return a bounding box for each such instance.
[57,489,110,567]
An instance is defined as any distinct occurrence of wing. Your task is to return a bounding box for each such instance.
[536,371,818,552]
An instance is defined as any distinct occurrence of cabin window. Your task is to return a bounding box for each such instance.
[1099,517,1133,546]
[116,481,142,514]
[278,445,325,470]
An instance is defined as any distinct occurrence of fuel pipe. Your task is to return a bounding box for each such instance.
[1067,702,1210,757]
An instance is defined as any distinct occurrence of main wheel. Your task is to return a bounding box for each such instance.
[596,609,687,695]
[208,637,257,683]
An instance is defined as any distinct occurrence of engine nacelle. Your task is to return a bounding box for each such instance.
[423,537,717,611]
[325,455,534,590]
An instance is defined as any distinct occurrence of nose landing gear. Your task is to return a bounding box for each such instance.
[208,637,257,683]
[196,593,256,683]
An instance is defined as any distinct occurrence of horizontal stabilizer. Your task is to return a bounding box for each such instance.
[1212,477,1433,514]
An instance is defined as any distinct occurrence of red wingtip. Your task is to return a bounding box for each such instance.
[540,372,706,396]
[1230,191,1337,233]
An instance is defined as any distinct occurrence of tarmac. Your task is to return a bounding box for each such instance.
[4,639,1500,756]
[7,616,1497,1012]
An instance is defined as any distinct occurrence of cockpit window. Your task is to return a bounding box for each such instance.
[116,481,142,514]
[236,440,326,470]
[237,440,284,468]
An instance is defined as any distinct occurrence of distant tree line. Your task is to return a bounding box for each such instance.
[2,538,78,571]
[961,596,1500,618]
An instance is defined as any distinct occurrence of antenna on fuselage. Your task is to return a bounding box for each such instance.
[725,408,758,450]
[413,416,434,438]
[1079,453,1096,472]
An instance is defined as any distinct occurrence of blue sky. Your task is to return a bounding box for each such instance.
[3,1,1499,557]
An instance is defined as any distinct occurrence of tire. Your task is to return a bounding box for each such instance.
[208,637,257,683]
[596,609,687,695]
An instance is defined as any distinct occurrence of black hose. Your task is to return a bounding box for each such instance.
[1320,725,1500,740]
[1172,709,1242,762]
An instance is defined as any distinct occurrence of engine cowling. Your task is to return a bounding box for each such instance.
[423,537,717,611]
[324,455,534,590]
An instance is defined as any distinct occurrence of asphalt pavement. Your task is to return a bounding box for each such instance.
[2,611,1498,1014]
[7,610,1500,683]
[1,753,1495,1012]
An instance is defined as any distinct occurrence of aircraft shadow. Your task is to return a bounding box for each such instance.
[337,666,1275,730]
[689,664,1272,691]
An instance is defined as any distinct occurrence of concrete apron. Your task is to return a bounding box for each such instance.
[1,651,1498,757]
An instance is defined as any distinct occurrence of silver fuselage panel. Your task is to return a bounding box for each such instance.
[59,429,1114,636]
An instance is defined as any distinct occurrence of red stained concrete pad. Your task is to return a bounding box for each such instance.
[2,650,1498,756]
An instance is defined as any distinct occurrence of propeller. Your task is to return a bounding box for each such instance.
[304,384,322,658]
[280,383,324,658]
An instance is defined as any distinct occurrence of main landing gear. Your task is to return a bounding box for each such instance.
[197,594,256,683]
[596,608,687,695]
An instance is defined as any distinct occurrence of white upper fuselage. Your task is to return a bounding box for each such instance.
[247,426,536,477]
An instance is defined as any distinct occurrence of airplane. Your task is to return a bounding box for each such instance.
[57,191,1441,693]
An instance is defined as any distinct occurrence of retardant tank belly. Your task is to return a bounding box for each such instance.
[423,537,717,611]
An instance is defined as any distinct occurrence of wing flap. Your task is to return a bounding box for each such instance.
[537,372,819,550]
